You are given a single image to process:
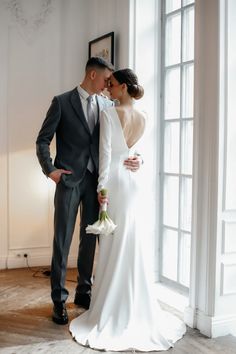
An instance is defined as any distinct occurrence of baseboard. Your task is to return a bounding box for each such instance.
[0,256,7,269]
[67,256,77,268]
[1,254,77,269]
[205,312,236,338]
[184,306,197,328]
[185,306,236,337]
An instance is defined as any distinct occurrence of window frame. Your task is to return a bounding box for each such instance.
[159,0,195,293]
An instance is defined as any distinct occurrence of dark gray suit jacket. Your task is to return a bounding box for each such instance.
[36,87,113,187]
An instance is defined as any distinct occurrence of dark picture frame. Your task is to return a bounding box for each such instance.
[88,32,114,64]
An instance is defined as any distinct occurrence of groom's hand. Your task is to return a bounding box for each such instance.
[124,156,142,172]
[48,169,72,184]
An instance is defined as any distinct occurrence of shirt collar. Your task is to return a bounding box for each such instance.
[77,85,95,102]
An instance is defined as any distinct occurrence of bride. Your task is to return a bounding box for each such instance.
[69,68,186,351]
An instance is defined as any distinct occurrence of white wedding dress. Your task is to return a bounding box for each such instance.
[69,107,186,351]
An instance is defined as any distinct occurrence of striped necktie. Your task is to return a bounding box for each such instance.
[87,96,96,133]
[86,96,95,173]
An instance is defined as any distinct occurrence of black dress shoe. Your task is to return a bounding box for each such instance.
[74,293,90,310]
[52,303,68,325]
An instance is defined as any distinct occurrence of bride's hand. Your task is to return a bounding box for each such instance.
[98,191,109,206]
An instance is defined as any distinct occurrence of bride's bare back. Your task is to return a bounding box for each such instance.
[115,106,146,148]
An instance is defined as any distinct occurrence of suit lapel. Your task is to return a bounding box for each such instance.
[70,89,112,136]
[70,88,90,135]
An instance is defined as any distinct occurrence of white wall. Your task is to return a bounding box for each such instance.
[185,0,236,337]
[86,0,130,69]
[215,0,236,332]
[0,0,89,269]
[0,0,133,269]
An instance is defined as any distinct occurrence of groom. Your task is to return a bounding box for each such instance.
[36,57,141,325]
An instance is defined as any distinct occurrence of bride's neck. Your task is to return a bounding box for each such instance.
[119,95,133,107]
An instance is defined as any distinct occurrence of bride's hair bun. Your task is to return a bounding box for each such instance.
[128,84,144,100]
[112,69,144,100]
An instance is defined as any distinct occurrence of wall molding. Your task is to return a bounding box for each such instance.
[196,309,236,338]
[4,0,55,44]
[0,257,7,270]
[185,306,236,337]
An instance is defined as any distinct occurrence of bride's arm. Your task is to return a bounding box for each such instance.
[97,109,112,194]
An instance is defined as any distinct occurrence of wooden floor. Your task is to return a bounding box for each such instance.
[0,268,236,354]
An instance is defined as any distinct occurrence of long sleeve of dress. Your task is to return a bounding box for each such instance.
[97,109,112,193]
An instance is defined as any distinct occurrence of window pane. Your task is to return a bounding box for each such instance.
[164,122,180,173]
[163,175,179,227]
[183,0,194,6]
[183,6,194,62]
[165,0,181,14]
[181,120,193,174]
[165,13,181,66]
[165,67,180,119]
[162,228,178,280]
[182,63,194,118]
[180,177,192,231]
[179,232,191,286]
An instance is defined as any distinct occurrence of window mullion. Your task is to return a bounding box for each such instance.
[177,2,184,285]
[159,0,166,281]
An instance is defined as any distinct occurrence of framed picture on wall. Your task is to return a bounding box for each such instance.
[88,32,114,64]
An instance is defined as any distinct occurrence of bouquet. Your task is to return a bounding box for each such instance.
[86,189,117,236]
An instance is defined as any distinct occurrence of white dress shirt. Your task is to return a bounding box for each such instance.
[77,85,98,124]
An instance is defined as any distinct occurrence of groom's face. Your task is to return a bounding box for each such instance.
[92,68,112,94]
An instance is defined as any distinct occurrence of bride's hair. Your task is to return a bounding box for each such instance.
[112,69,144,100]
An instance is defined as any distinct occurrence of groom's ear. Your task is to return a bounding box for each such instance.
[90,70,97,80]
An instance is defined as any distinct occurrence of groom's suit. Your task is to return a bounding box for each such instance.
[36,87,112,304]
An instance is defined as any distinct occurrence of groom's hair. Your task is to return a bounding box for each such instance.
[85,57,114,72]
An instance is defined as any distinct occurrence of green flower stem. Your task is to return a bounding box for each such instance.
[99,210,108,221]
[101,189,107,197]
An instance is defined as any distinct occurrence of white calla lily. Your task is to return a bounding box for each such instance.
[86,189,117,236]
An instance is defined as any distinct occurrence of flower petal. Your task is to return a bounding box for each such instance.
[86,214,117,236]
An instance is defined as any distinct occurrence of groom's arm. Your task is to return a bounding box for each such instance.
[36,97,61,176]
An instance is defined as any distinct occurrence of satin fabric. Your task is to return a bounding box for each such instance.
[70,107,186,351]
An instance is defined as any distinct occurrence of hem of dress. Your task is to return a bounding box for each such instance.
[70,329,186,352]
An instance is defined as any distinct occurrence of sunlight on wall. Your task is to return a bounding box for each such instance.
[130,0,159,275]
[9,149,52,249]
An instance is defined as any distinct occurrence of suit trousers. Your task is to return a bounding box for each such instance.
[51,170,99,304]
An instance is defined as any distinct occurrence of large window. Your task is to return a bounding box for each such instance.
[160,0,195,290]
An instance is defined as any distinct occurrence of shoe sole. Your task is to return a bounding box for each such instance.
[52,316,68,325]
